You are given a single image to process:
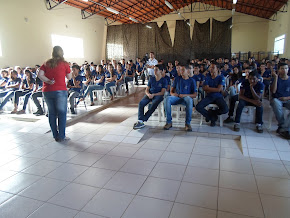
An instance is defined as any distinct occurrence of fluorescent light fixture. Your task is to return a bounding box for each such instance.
[187,22,191,26]
[178,12,183,18]
[230,25,233,29]
[165,0,174,9]
[82,0,88,2]
[129,17,138,22]
[146,25,152,29]
[106,7,119,14]
[233,0,237,4]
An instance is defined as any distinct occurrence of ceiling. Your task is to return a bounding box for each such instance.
[48,0,288,24]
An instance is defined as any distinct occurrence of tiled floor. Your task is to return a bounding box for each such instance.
[0,91,290,218]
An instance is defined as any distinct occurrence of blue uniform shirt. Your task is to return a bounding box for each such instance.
[272,77,290,99]
[173,76,197,95]
[203,75,225,98]
[23,78,36,90]
[241,79,264,99]
[168,68,178,78]
[7,78,22,91]
[147,77,166,94]
[95,73,105,86]
[68,75,83,92]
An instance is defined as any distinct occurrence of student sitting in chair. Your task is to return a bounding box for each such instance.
[133,65,166,130]
[116,63,125,91]
[32,75,44,116]
[0,70,21,113]
[105,64,117,100]
[0,70,9,90]
[163,65,197,131]
[124,63,135,93]
[270,63,290,139]
[233,71,264,133]
[12,69,35,114]
[67,65,83,114]
[196,62,228,126]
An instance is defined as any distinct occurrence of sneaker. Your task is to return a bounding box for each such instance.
[163,123,172,130]
[10,110,17,114]
[70,109,76,114]
[279,131,290,140]
[256,124,263,133]
[56,137,71,142]
[234,123,240,132]
[185,124,192,132]
[224,116,234,123]
[33,109,44,115]
[133,121,145,130]
[90,102,95,106]
[16,110,25,114]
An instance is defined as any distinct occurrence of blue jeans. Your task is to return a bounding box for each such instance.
[14,90,32,110]
[196,96,229,121]
[43,91,68,140]
[125,77,133,91]
[32,91,43,111]
[0,91,14,110]
[105,82,116,96]
[271,98,290,132]
[164,96,194,125]
[83,85,104,103]
[235,99,263,124]
[138,95,163,122]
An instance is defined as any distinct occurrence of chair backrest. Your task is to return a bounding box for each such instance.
[236,83,242,93]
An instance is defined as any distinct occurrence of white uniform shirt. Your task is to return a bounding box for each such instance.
[146,58,158,76]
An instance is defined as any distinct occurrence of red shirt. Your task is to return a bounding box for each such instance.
[40,61,70,92]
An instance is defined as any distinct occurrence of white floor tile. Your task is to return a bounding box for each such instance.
[188,154,220,170]
[45,150,79,162]
[248,149,280,160]
[1,157,40,172]
[142,140,169,150]
[68,152,103,166]
[170,203,216,218]
[85,142,117,155]
[93,155,128,171]
[220,147,249,160]
[150,162,186,181]
[122,136,142,144]
[176,182,218,210]
[220,158,253,174]
[218,188,264,218]
[83,189,134,218]
[159,151,190,165]
[166,142,194,153]
[183,166,219,187]
[120,159,156,176]
[195,137,220,147]
[217,211,258,218]
[192,145,220,157]
[19,177,68,201]
[74,167,116,188]
[219,171,258,193]
[132,148,164,161]
[0,195,42,218]
[278,151,290,161]
[138,177,180,201]
[260,194,290,218]
[75,211,104,218]
[0,191,14,204]
[171,135,197,144]
[46,163,88,182]
[252,161,290,179]
[21,160,62,176]
[0,172,40,194]
[256,175,290,197]
[28,203,78,218]
[0,169,18,182]
[108,146,138,158]
[104,172,147,194]
[101,134,126,143]
[122,196,173,218]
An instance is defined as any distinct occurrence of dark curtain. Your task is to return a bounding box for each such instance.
[155,22,173,63]
[210,18,232,59]
[106,25,123,60]
[173,20,191,64]
[191,19,210,60]
[122,24,138,61]
[138,23,158,60]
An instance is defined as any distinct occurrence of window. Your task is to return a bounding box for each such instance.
[107,43,123,59]
[51,34,84,58]
[274,34,286,55]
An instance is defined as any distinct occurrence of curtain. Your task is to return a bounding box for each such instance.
[138,23,158,60]
[155,21,173,63]
[210,18,232,59]
[191,19,210,60]
[173,20,191,64]
[122,23,138,61]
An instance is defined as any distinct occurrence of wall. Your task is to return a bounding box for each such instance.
[152,3,269,54]
[267,2,290,58]
[0,0,106,68]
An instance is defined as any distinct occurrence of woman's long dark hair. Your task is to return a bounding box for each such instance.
[97,65,104,75]
[25,69,33,86]
[46,46,67,69]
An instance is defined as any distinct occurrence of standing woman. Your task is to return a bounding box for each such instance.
[38,46,72,142]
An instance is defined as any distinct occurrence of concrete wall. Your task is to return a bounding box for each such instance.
[0,0,106,68]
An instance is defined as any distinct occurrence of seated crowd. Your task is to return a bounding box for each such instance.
[1,54,290,139]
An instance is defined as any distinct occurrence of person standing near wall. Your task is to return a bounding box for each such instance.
[146,52,158,79]
[38,46,72,142]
